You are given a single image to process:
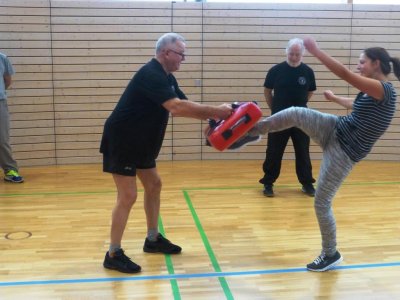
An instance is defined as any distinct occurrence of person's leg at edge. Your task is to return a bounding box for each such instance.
[0,100,19,173]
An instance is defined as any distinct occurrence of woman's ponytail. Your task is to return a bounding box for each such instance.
[390,57,400,81]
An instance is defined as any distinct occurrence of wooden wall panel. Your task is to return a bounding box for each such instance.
[50,0,173,164]
[0,0,399,167]
[0,0,55,166]
[171,2,203,161]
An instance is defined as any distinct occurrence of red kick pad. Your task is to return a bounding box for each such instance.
[206,102,262,151]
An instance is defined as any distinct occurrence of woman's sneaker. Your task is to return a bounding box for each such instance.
[4,170,24,183]
[228,134,261,150]
[103,249,141,273]
[306,251,343,272]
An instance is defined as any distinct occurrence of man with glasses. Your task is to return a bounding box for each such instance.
[100,32,232,273]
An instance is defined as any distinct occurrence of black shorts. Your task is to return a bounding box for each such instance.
[102,154,156,176]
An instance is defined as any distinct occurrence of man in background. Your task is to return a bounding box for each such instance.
[259,38,316,197]
[0,52,23,183]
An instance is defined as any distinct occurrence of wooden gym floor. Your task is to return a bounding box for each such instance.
[0,160,399,300]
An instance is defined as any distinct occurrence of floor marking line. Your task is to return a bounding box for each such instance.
[183,190,234,300]
[1,261,400,287]
[1,181,399,198]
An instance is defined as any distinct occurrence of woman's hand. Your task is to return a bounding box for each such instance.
[323,90,336,102]
[303,37,319,56]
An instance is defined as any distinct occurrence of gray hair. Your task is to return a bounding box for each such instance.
[285,38,305,54]
[155,32,186,54]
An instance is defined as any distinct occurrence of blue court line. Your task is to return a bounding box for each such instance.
[1,261,400,287]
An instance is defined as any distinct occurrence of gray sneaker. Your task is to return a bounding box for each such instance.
[307,251,343,272]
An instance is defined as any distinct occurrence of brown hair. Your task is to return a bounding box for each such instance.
[364,47,400,81]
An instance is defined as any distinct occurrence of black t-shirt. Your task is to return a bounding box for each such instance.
[100,58,187,164]
[264,61,316,114]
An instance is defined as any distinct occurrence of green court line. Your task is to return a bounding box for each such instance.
[182,181,400,191]
[1,181,398,198]
[0,189,141,198]
[183,190,234,300]
[0,190,117,197]
[157,216,181,300]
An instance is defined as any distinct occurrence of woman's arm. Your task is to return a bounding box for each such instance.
[323,90,354,109]
[303,37,385,101]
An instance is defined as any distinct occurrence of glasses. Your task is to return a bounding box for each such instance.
[167,49,186,59]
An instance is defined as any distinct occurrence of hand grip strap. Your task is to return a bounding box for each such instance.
[221,113,251,140]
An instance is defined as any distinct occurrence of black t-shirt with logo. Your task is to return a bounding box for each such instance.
[100,58,187,164]
[264,61,316,114]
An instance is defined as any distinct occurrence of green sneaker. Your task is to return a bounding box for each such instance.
[4,170,24,183]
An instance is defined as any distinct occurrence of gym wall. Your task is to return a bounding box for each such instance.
[1,0,399,166]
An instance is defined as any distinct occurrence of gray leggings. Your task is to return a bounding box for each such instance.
[254,107,355,256]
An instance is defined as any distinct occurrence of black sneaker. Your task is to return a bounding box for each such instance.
[103,249,141,273]
[302,183,315,197]
[263,184,274,197]
[306,251,343,272]
[228,134,261,150]
[143,233,182,254]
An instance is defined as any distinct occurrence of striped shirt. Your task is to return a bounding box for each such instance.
[336,81,397,162]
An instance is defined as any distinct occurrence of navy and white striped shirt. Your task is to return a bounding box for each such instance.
[336,81,396,162]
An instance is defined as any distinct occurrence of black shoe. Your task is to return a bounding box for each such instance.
[306,251,343,272]
[302,184,315,197]
[263,184,274,197]
[103,249,141,273]
[143,233,182,254]
[228,134,261,150]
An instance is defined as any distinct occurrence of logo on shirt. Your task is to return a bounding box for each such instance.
[298,77,306,85]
